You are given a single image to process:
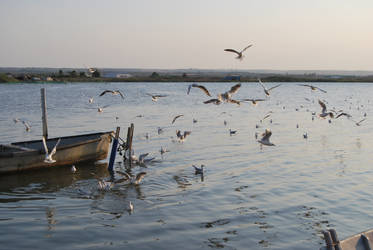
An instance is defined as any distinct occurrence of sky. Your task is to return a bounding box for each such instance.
[1,0,373,70]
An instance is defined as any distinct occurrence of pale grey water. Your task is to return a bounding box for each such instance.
[1,82,373,250]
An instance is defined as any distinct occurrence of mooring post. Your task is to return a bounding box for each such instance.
[40,88,48,139]
[128,123,134,168]
[108,127,120,172]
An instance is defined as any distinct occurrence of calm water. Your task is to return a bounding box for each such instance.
[1,82,373,250]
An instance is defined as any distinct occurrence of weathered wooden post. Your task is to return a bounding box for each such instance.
[108,127,120,172]
[40,88,48,139]
[124,123,134,168]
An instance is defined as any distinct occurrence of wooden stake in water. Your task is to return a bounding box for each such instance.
[108,127,120,172]
[41,88,48,139]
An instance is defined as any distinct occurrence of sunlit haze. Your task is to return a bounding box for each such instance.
[1,0,373,70]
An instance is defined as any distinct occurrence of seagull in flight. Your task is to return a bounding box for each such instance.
[42,137,61,163]
[97,105,110,113]
[318,100,334,118]
[258,79,281,96]
[119,171,147,185]
[224,44,253,60]
[353,118,366,126]
[240,98,266,105]
[298,84,327,93]
[176,130,191,142]
[97,180,114,191]
[147,93,168,102]
[187,84,211,97]
[218,83,241,105]
[258,129,275,146]
[203,98,222,105]
[99,90,124,99]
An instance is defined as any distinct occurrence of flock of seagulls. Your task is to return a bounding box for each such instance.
[10,43,369,216]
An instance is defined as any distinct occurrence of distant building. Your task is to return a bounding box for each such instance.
[224,75,241,81]
[116,73,132,79]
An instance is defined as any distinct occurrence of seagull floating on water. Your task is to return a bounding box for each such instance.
[193,165,204,175]
[120,172,147,185]
[224,44,253,60]
[22,121,31,132]
[42,137,61,163]
[71,165,77,173]
[127,201,134,213]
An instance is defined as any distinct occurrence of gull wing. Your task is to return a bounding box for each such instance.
[203,99,221,105]
[261,129,272,141]
[315,86,327,93]
[115,90,125,99]
[99,90,113,96]
[318,100,327,113]
[228,83,241,94]
[192,84,211,97]
[49,138,61,157]
[224,49,240,55]
[172,114,184,124]
[268,84,282,91]
[183,131,192,138]
[258,79,267,91]
[42,136,49,154]
[240,44,253,53]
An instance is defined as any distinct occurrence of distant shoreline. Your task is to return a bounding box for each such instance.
[1,69,373,83]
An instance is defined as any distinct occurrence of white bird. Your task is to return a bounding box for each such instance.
[127,201,134,213]
[318,100,334,118]
[258,129,275,146]
[13,118,20,123]
[218,83,241,103]
[71,165,77,173]
[22,121,31,132]
[146,93,168,102]
[258,79,281,96]
[97,105,110,113]
[176,130,192,142]
[160,146,170,155]
[89,97,94,103]
[120,172,147,185]
[99,90,124,99]
[42,137,61,163]
[298,84,327,93]
[224,44,253,60]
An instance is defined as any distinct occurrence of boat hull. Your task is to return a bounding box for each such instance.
[0,132,113,174]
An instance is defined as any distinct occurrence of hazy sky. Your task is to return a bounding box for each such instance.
[1,0,373,70]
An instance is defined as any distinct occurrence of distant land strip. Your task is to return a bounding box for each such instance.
[1,68,373,83]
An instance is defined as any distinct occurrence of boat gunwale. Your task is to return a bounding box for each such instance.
[0,131,113,158]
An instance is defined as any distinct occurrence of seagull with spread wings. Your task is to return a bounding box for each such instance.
[240,98,266,105]
[42,137,61,163]
[318,100,334,118]
[224,44,253,60]
[176,130,192,142]
[258,79,281,96]
[146,93,168,102]
[99,90,124,99]
[258,129,275,146]
[298,84,327,93]
[187,84,211,97]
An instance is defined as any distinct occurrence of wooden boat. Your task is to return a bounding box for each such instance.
[0,131,113,174]
[321,228,373,250]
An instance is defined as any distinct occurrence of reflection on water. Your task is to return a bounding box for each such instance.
[1,82,373,249]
